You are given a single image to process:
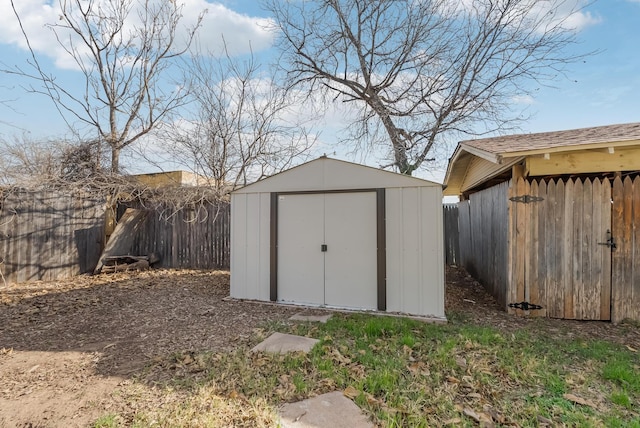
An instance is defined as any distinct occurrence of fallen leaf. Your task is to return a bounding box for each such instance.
[563,393,598,409]
[626,345,637,353]
[484,406,505,424]
[343,386,359,399]
[537,415,553,425]
[364,392,380,405]
[444,418,462,425]
[330,349,351,365]
[463,408,481,422]
[446,376,460,384]
[456,356,467,369]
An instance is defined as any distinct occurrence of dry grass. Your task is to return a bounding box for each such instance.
[2,267,639,427]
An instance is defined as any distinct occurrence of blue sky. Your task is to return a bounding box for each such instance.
[0,0,639,181]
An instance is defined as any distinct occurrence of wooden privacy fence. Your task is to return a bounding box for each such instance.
[443,204,460,265]
[509,176,639,322]
[120,201,231,270]
[0,190,105,284]
[456,175,640,322]
[0,191,232,285]
[457,181,510,306]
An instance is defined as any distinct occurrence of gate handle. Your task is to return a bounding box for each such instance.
[597,229,617,250]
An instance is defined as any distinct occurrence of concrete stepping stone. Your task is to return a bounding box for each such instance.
[279,391,374,428]
[289,311,333,323]
[251,332,319,354]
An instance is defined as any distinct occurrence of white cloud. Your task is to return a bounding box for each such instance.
[0,1,275,70]
[191,2,275,56]
[522,0,601,32]
[446,0,600,33]
[511,95,536,105]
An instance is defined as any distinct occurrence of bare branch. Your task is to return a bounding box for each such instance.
[266,0,593,174]
[140,41,316,194]
[6,0,205,173]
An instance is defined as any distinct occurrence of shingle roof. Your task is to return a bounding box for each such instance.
[461,122,640,156]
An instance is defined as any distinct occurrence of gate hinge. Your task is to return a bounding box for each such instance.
[509,195,544,204]
[508,301,543,311]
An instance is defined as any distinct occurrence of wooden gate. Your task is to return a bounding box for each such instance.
[510,177,612,320]
[611,176,640,323]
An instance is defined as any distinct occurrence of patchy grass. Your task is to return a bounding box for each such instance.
[95,313,640,427]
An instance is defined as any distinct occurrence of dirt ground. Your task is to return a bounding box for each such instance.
[1,267,638,427]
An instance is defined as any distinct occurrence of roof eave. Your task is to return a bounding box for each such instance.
[459,143,502,164]
[498,138,640,159]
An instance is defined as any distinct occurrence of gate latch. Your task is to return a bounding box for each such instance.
[597,229,616,250]
[508,301,543,311]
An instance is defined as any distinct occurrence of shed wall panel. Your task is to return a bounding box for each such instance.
[400,188,422,315]
[245,194,264,300]
[422,186,446,317]
[230,194,248,299]
[386,187,445,318]
[385,189,404,313]
[231,193,272,301]
[257,193,271,301]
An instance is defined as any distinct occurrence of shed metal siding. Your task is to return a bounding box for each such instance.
[230,158,445,319]
[386,187,445,317]
[230,193,271,300]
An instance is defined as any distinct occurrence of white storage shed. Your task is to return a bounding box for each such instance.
[230,157,445,319]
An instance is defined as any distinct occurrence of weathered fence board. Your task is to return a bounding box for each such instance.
[0,190,105,284]
[121,202,231,270]
[611,176,640,323]
[458,181,510,307]
[443,204,460,265]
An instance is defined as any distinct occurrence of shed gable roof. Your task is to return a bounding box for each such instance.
[233,157,441,194]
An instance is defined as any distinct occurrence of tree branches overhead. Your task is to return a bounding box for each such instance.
[8,0,203,173]
[266,0,589,174]
[148,44,315,194]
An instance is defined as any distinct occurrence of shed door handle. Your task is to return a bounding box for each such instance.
[321,244,327,252]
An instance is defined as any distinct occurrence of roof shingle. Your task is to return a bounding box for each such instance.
[461,122,640,155]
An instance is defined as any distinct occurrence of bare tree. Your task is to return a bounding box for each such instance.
[8,0,203,173]
[265,0,590,175]
[147,45,315,196]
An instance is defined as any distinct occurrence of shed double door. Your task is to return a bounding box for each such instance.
[277,192,377,310]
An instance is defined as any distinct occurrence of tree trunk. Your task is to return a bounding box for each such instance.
[111,146,120,174]
[368,94,413,175]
